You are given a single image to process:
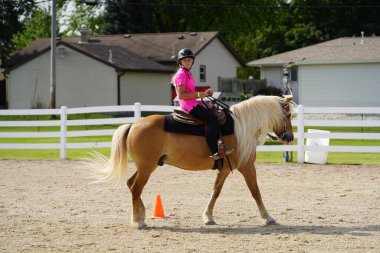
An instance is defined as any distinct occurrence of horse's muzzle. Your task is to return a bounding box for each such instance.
[281,132,294,144]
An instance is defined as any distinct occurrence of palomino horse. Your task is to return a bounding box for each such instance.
[89,95,294,229]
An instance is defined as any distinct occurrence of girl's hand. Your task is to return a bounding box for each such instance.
[205,88,214,96]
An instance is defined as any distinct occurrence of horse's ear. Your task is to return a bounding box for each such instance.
[283,95,293,103]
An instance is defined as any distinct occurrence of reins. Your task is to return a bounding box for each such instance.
[201,96,232,114]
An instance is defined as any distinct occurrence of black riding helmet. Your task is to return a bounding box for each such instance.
[177,48,195,69]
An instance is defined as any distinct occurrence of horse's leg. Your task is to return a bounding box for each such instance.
[127,170,152,229]
[126,172,136,189]
[238,165,277,225]
[203,168,230,225]
[127,172,146,227]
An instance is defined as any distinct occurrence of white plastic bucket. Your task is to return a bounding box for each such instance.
[305,129,330,164]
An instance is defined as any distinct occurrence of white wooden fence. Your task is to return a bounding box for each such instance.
[1,103,380,163]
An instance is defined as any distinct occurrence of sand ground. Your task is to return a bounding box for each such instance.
[0,159,379,252]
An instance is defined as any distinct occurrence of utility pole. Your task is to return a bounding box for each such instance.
[49,0,57,109]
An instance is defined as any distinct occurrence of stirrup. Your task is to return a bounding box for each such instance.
[209,147,234,160]
[210,153,221,160]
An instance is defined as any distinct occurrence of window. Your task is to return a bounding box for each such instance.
[290,66,298,82]
[200,65,206,82]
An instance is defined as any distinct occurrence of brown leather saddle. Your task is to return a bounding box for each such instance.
[172,108,207,125]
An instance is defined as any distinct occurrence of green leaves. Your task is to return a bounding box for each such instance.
[61,2,104,36]
[12,8,51,50]
[0,0,37,63]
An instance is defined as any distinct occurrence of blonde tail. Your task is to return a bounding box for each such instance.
[86,124,131,185]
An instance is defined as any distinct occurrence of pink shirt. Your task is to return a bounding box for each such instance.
[173,68,198,112]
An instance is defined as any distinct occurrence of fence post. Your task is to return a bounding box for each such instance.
[60,106,67,160]
[297,105,304,163]
[134,102,141,121]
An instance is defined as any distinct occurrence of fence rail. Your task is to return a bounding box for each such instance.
[1,103,380,162]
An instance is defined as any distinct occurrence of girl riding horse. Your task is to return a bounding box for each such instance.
[87,94,295,229]
[172,48,233,161]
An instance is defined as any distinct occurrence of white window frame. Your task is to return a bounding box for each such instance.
[200,65,206,82]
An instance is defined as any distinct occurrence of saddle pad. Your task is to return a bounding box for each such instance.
[164,111,234,137]
[164,114,206,136]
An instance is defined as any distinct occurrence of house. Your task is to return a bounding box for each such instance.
[4,30,244,109]
[247,36,380,107]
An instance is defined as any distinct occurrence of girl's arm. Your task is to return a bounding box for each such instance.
[177,85,207,99]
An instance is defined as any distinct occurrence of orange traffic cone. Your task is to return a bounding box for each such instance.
[151,194,169,219]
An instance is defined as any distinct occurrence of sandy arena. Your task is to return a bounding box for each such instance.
[0,159,379,252]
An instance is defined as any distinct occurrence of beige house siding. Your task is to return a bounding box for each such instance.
[56,45,117,107]
[195,38,240,91]
[260,67,282,88]
[9,45,118,109]
[9,51,50,109]
[120,72,172,105]
[300,63,380,107]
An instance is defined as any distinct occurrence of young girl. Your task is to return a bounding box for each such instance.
[172,48,233,161]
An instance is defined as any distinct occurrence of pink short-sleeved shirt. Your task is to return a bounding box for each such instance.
[173,68,198,112]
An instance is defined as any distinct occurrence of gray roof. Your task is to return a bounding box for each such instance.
[247,36,380,67]
[5,31,244,73]
[65,42,174,72]
[67,31,245,64]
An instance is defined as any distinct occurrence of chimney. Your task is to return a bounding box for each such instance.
[79,25,90,43]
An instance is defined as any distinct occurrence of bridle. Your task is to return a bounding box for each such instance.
[267,98,293,143]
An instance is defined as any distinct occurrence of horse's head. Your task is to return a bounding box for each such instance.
[271,95,294,144]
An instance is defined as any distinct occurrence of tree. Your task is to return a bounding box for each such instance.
[0,0,37,64]
[4,0,379,71]
[247,0,380,61]
[288,0,380,40]
[99,0,156,34]
[60,0,104,36]
[12,8,52,50]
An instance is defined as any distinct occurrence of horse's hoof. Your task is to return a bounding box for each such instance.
[204,220,217,225]
[132,221,148,229]
[266,218,278,225]
[138,222,148,230]
[138,223,148,230]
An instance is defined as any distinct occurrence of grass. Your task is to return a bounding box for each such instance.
[256,151,380,165]
[0,148,110,160]
[2,147,379,165]
[256,137,380,164]
[1,115,379,164]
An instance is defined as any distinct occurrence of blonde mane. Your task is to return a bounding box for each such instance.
[230,96,287,168]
